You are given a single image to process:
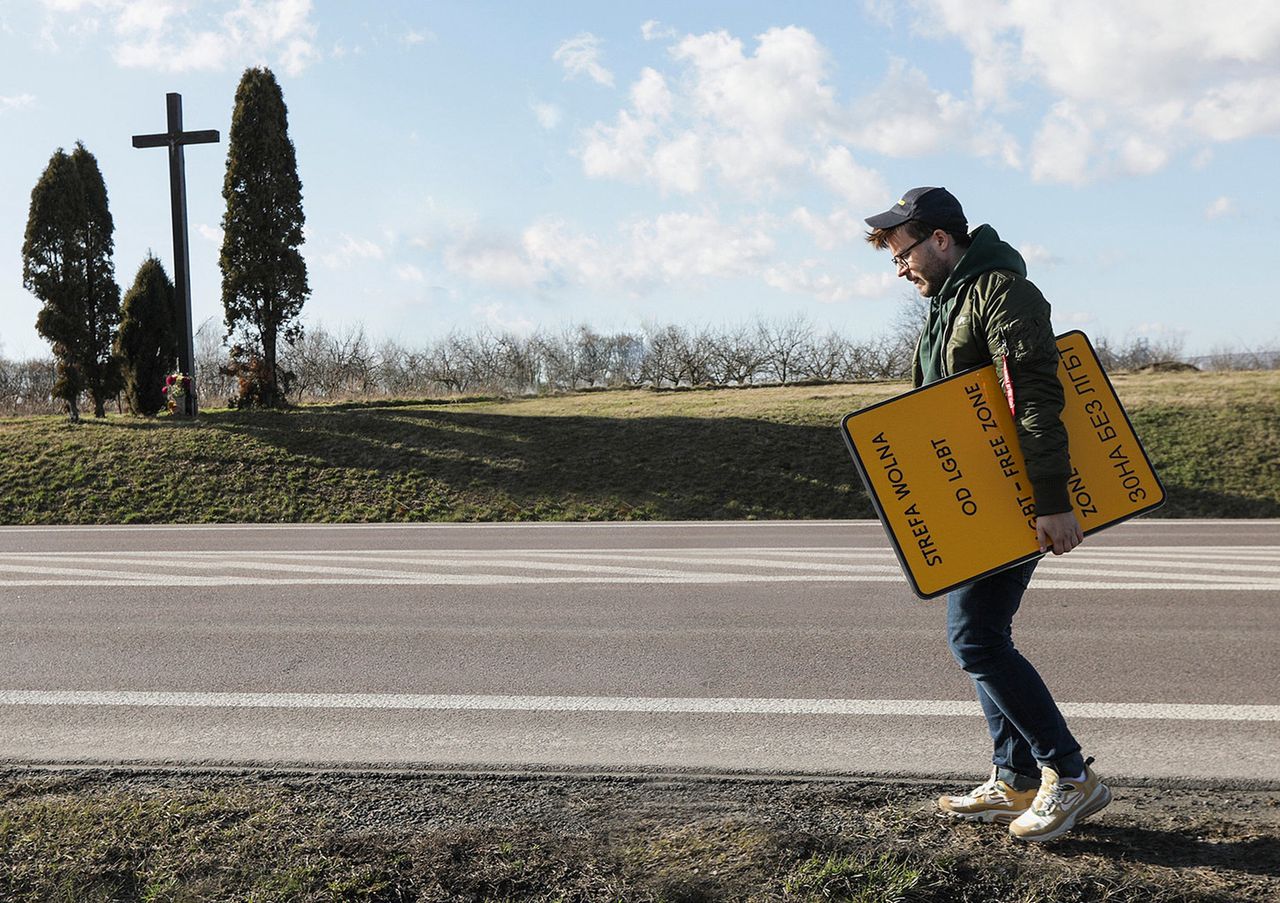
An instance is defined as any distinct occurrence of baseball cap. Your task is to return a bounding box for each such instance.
[865,186,967,234]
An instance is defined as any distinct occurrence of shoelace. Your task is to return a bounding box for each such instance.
[970,776,1001,799]
[1032,779,1070,815]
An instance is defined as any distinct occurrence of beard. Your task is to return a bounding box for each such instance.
[910,251,953,298]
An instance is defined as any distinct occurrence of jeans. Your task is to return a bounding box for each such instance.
[947,559,1085,785]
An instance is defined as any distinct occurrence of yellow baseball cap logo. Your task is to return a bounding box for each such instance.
[897,199,906,206]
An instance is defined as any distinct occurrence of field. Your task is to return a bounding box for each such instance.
[0,370,1276,524]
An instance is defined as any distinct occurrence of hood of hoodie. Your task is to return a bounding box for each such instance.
[916,224,1027,385]
[941,224,1026,298]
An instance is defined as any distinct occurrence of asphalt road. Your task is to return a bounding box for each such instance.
[1,520,1277,784]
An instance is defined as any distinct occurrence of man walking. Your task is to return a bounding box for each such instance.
[863,187,1111,842]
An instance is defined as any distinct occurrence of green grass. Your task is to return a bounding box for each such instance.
[0,782,402,902]
[0,372,1276,524]
[782,853,923,902]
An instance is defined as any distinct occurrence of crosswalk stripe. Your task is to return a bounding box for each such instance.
[1,547,1277,590]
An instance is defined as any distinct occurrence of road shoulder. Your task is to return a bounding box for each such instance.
[3,768,1277,901]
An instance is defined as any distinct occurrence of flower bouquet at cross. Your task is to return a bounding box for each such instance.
[163,372,194,415]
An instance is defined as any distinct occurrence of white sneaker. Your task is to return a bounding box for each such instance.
[938,766,1038,824]
[1009,758,1112,842]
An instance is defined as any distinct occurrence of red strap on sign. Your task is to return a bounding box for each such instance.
[1002,356,1016,416]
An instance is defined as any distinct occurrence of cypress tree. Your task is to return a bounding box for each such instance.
[116,255,178,416]
[22,141,122,420]
[220,66,309,407]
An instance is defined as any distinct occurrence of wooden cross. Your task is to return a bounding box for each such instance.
[132,93,219,416]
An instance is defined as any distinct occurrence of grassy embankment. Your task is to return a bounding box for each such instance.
[0,370,1276,524]
[2,771,1276,902]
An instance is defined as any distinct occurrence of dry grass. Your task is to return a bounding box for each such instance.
[0,372,1275,523]
[2,770,1277,902]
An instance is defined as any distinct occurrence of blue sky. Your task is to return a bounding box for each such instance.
[1,0,1277,360]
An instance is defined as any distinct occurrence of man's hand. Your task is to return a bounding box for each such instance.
[1035,511,1083,555]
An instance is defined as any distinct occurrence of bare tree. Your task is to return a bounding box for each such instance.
[0,355,61,415]
[573,325,614,388]
[452,328,514,393]
[757,314,814,384]
[538,326,580,392]
[194,318,236,406]
[640,322,687,387]
[797,330,848,381]
[607,332,646,387]
[494,331,540,394]
[841,335,898,380]
[708,323,765,386]
[1094,334,1187,371]
[424,332,472,394]
[1198,341,1280,371]
[673,325,717,386]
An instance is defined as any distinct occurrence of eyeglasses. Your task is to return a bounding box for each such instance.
[891,234,930,269]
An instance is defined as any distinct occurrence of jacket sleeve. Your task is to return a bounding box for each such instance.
[975,272,1072,515]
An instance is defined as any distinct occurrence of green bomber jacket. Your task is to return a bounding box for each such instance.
[910,225,1072,515]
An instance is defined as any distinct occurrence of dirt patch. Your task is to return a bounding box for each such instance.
[2,768,1277,901]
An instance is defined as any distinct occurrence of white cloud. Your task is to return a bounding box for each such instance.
[762,262,893,303]
[651,132,703,194]
[444,231,543,290]
[444,212,776,295]
[396,264,425,283]
[581,110,658,182]
[913,0,1280,181]
[0,93,36,113]
[630,67,672,119]
[401,29,433,46]
[1187,75,1280,141]
[1205,196,1237,220]
[532,101,562,130]
[318,234,385,269]
[553,32,614,87]
[440,208,909,310]
[672,26,832,187]
[813,145,887,208]
[578,26,891,200]
[473,302,536,335]
[624,212,774,284]
[1118,135,1169,176]
[790,206,864,250]
[1018,243,1059,267]
[39,0,319,75]
[1135,321,1189,341]
[196,223,223,244]
[838,58,1021,167]
[1029,101,1096,185]
[640,19,676,42]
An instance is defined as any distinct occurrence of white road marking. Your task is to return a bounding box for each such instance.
[0,575,910,587]
[1,690,1276,722]
[1050,559,1280,574]
[1,547,1276,590]
[0,521,880,534]
[2,553,707,582]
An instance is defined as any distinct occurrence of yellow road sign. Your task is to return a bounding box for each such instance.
[841,331,1164,599]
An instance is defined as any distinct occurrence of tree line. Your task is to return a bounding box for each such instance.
[5,312,1265,416]
[18,67,306,420]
